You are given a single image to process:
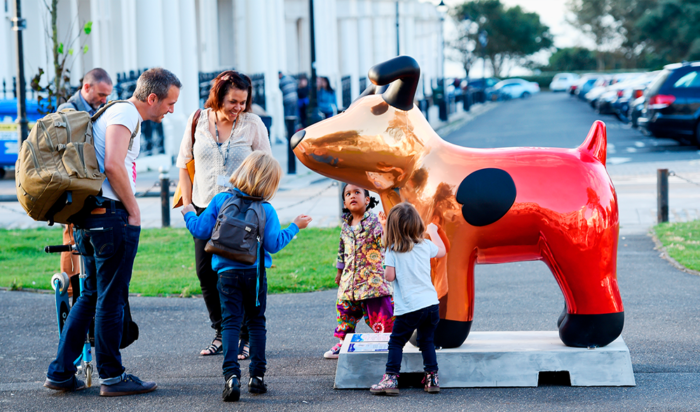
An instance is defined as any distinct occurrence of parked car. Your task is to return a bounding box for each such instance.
[583,76,612,106]
[613,72,661,122]
[466,77,500,103]
[628,95,646,128]
[550,73,580,92]
[493,78,540,99]
[574,76,601,99]
[639,61,700,146]
[595,74,644,115]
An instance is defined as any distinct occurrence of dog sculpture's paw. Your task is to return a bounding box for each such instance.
[456,168,517,227]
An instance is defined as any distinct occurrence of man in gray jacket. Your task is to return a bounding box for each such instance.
[57,68,113,115]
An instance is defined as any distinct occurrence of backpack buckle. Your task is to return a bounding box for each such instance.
[54,121,67,128]
[245,227,252,232]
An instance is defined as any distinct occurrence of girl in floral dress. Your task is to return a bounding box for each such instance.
[324,183,394,359]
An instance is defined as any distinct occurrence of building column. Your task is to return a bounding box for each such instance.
[357,0,373,83]
[135,0,165,69]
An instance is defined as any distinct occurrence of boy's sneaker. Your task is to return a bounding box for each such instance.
[323,341,343,359]
[370,373,399,396]
[43,375,86,392]
[222,376,241,402]
[99,374,157,397]
[248,376,267,394]
[423,371,440,393]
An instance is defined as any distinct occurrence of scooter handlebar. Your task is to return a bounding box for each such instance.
[44,245,74,254]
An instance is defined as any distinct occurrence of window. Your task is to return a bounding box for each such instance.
[673,70,700,88]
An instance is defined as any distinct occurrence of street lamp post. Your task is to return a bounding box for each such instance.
[306,0,324,127]
[437,1,448,122]
[396,0,400,56]
[12,0,29,144]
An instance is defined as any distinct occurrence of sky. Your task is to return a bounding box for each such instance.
[438,0,596,78]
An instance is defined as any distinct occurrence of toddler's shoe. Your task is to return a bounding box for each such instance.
[248,376,267,394]
[323,341,343,359]
[222,375,241,402]
[43,375,86,392]
[423,371,440,393]
[370,373,399,396]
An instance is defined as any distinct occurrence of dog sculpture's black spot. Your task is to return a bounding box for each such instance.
[456,168,516,226]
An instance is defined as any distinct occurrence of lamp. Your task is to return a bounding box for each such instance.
[437,0,448,13]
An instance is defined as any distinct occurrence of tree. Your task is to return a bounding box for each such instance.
[30,0,92,114]
[451,0,554,77]
[547,47,598,71]
[636,0,700,65]
[566,0,620,71]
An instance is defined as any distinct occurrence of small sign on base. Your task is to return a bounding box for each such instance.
[334,331,636,388]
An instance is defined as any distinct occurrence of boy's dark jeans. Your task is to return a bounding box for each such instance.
[386,304,440,375]
[47,207,140,382]
[219,268,267,380]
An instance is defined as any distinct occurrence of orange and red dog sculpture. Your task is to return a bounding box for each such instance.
[292,56,624,348]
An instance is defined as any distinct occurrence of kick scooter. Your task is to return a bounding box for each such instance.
[45,244,94,387]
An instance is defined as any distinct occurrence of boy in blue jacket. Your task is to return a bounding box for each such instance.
[182,151,311,402]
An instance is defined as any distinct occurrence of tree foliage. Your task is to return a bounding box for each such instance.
[546,48,598,72]
[30,0,91,114]
[567,0,700,70]
[451,0,553,77]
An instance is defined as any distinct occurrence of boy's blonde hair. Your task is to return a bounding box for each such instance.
[385,202,425,253]
[228,151,282,201]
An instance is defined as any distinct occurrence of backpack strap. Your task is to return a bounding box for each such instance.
[86,100,140,150]
[252,201,267,307]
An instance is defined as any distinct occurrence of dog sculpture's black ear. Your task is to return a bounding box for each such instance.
[367,55,420,111]
[354,84,389,103]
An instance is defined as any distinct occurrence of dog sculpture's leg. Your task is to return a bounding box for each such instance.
[538,234,624,348]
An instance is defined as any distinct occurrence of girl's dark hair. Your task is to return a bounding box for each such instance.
[341,183,379,214]
[205,70,253,113]
[385,202,425,253]
[320,76,334,93]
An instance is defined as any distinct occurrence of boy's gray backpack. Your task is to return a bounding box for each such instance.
[205,190,267,265]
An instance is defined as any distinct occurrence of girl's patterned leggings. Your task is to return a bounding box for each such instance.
[334,296,394,339]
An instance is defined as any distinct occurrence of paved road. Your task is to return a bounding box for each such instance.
[1,93,699,410]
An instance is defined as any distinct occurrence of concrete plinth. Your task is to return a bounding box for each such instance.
[334,331,636,388]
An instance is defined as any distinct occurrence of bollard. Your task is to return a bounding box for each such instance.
[285,116,297,175]
[463,90,471,112]
[657,168,668,223]
[338,180,345,221]
[438,99,448,122]
[160,167,170,228]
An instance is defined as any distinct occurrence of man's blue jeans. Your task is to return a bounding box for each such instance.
[218,268,267,380]
[47,207,140,382]
[385,304,440,375]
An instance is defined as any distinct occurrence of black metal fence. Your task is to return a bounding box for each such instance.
[1,77,36,100]
[114,69,165,156]
[341,75,351,110]
[198,69,266,111]
[359,76,367,94]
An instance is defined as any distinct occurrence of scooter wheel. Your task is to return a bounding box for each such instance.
[85,363,93,387]
[50,272,70,294]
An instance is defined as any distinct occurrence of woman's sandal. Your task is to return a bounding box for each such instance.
[237,340,250,360]
[200,332,223,356]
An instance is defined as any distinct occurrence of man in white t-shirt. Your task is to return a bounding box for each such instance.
[45,68,181,397]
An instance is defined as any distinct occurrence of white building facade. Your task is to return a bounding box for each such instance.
[1,0,444,166]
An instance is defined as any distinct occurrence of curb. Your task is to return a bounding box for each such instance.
[648,231,700,277]
[433,102,498,137]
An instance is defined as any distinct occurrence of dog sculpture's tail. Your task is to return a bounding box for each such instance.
[578,120,608,166]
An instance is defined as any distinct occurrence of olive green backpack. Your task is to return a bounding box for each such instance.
[15,100,139,225]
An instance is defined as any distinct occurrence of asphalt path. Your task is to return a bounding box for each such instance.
[1,93,699,411]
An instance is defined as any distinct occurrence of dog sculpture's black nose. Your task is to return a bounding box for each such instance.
[290,129,306,150]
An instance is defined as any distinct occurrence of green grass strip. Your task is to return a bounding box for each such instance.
[0,227,341,296]
[653,220,700,272]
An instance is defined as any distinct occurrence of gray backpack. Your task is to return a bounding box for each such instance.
[205,191,267,265]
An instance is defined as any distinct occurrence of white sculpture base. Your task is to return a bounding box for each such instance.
[334,331,636,388]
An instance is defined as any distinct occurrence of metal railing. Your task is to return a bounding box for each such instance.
[359,76,367,93]
[341,75,351,110]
